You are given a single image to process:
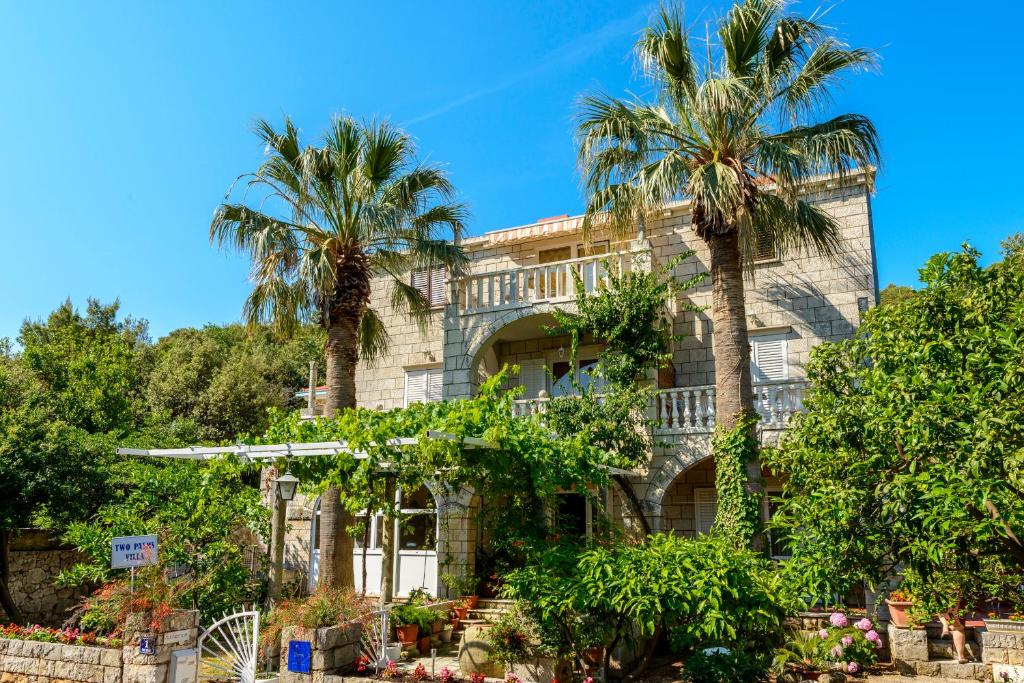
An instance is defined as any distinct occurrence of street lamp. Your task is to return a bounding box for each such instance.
[274,470,299,502]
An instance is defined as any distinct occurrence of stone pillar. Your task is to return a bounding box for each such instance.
[887,623,928,674]
[122,609,199,683]
[280,622,362,683]
[436,488,476,599]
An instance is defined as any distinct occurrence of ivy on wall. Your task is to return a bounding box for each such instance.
[711,416,762,547]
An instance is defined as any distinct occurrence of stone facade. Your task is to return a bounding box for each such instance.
[4,531,88,627]
[287,172,879,597]
[280,622,362,683]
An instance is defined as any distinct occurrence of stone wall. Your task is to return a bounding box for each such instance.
[5,530,88,627]
[120,610,199,683]
[0,639,122,683]
[280,622,362,683]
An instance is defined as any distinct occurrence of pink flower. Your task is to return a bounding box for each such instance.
[875,638,884,649]
[865,629,880,643]
[584,679,594,683]
[819,628,829,639]
[841,636,853,646]
[831,645,844,658]
[848,662,859,674]
[855,617,873,631]
[830,612,849,628]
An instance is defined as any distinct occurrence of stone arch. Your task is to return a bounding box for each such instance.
[464,305,562,371]
[641,441,713,531]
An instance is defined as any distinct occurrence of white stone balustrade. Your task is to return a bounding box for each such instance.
[458,251,636,314]
[654,380,808,434]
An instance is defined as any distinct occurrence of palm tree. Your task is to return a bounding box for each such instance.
[577,0,879,435]
[211,116,467,590]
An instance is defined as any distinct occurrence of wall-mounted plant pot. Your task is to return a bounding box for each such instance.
[986,618,1024,633]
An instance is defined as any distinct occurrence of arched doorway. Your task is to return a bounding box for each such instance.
[308,484,439,597]
[659,458,718,537]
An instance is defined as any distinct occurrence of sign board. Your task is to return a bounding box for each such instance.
[163,629,192,646]
[111,535,158,569]
[287,641,312,673]
[169,649,198,683]
[139,636,156,655]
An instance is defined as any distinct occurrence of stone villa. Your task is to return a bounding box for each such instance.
[282,169,879,598]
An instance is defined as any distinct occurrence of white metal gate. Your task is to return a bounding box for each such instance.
[196,609,260,683]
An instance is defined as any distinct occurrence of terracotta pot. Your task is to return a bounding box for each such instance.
[431,620,444,635]
[417,635,432,655]
[395,623,419,645]
[886,599,913,628]
[454,606,469,620]
[799,671,821,681]
[463,595,479,609]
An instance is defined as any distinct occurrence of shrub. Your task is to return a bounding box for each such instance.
[0,624,122,649]
[261,588,371,649]
[486,602,544,666]
[684,649,767,683]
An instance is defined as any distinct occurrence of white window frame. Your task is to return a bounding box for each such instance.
[552,490,593,539]
[763,489,792,560]
[750,333,789,382]
[404,367,443,407]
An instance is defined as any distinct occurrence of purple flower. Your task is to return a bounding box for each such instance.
[830,612,849,628]
[875,638,884,649]
[865,629,880,643]
[831,645,844,658]
[819,629,829,639]
[848,662,859,674]
[841,636,853,646]
[855,617,873,631]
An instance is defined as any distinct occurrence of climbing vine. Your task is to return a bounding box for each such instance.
[711,416,762,547]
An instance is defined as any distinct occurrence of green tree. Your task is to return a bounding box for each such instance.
[878,283,915,307]
[763,246,1024,609]
[575,0,880,535]
[210,116,467,590]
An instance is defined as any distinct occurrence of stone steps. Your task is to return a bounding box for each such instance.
[927,638,981,660]
[894,659,988,681]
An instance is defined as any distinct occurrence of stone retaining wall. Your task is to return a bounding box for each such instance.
[4,530,88,627]
[0,639,122,683]
[0,610,199,683]
[280,623,362,683]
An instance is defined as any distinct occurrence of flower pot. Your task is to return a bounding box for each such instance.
[385,643,403,661]
[441,625,454,643]
[395,623,420,645]
[986,618,1024,633]
[886,599,913,628]
[454,606,469,620]
[431,619,444,635]
[417,635,432,655]
[463,595,479,610]
[799,671,821,681]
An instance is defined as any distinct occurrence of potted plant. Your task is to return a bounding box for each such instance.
[442,571,480,609]
[453,600,470,621]
[441,623,454,643]
[391,604,422,645]
[885,588,914,628]
[986,612,1024,633]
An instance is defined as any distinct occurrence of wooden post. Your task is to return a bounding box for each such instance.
[380,476,397,604]
[307,361,318,416]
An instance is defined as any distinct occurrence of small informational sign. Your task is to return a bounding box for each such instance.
[287,641,312,673]
[163,629,192,646]
[111,535,158,569]
[169,648,198,683]
[139,636,157,655]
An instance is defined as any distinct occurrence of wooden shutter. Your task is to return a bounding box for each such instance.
[405,368,442,406]
[695,488,718,535]
[429,267,446,307]
[411,269,428,300]
[518,359,547,399]
[751,334,788,382]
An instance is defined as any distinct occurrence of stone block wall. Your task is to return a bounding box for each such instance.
[980,629,1024,665]
[280,622,362,683]
[0,639,122,683]
[4,530,88,626]
[121,610,199,683]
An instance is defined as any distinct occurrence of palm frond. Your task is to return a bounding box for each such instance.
[720,0,780,78]
[751,193,842,264]
[636,4,699,104]
[764,114,880,186]
[778,40,877,118]
[357,308,391,364]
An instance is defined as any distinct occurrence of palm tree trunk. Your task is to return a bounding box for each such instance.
[317,315,359,592]
[706,230,755,430]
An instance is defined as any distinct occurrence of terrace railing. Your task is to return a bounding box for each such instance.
[458,251,639,314]
[654,379,808,434]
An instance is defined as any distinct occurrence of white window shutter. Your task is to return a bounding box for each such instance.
[518,359,547,399]
[695,488,718,535]
[405,368,442,406]
[426,368,443,402]
[429,267,446,307]
[411,269,428,299]
[751,334,788,382]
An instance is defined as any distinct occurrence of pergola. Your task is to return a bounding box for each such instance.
[117,433,635,600]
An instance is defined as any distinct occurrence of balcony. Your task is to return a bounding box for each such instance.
[510,379,808,434]
[458,251,641,314]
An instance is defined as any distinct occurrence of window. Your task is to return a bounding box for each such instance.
[399,486,437,551]
[550,358,605,398]
[553,492,590,538]
[518,359,547,399]
[405,368,443,406]
[576,240,609,257]
[411,266,446,307]
[753,228,778,263]
[354,512,386,549]
[538,246,572,264]
[750,333,789,382]
[764,492,792,560]
[695,488,718,535]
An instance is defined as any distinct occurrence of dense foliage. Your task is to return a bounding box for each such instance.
[764,245,1024,612]
[0,298,319,623]
[502,534,795,681]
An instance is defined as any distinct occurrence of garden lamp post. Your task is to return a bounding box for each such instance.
[269,469,299,602]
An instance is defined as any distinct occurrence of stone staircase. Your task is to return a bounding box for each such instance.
[888,623,990,681]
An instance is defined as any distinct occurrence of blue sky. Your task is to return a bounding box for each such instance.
[1,1,1021,342]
